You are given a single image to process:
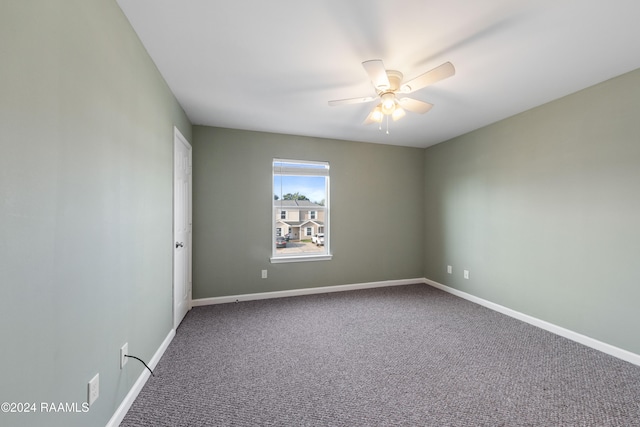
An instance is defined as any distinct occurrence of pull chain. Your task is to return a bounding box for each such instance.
[378,116,391,135]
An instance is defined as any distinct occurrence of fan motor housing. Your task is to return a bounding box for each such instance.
[383,70,403,93]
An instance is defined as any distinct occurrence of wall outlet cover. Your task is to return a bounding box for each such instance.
[120,343,128,368]
[88,373,99,406]
[464,270,470,279]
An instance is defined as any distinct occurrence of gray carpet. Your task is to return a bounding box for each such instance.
[121,284,640,426]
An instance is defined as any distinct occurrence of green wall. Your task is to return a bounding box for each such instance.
[424,68,640,354]
[192,126,425,298]
[0,1,191,426]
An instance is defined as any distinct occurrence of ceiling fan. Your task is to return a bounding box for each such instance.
[328,59,455,126]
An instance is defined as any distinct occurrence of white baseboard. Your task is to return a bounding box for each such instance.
[191,277,424,306]
[424,278,640,367]
[106,328,176,427]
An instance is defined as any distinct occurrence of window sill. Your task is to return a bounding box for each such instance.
[270,254,333,264]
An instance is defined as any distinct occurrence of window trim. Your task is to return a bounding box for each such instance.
[270,254,332,264]
[271,158,331,263]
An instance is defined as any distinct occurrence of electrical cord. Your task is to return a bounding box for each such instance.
[125,355,154,377]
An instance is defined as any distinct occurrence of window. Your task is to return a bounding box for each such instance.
[272,159,330,263]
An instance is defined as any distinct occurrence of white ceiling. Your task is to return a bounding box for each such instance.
[116,0,640,148]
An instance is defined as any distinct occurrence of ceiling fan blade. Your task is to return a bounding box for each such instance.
[400,61,455,93]
[362,59,390,91]
[328,96,376,107]
[398,97,433,114]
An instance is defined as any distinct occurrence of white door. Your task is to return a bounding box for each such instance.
[173,127,192,329]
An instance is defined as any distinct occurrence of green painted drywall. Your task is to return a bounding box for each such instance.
[0,1,191,426]
[424,68,640,354]
[192,126,425,298]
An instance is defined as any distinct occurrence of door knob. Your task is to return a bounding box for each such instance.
[175,242,184,248]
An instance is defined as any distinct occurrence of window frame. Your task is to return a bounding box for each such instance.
[271,158,331,263]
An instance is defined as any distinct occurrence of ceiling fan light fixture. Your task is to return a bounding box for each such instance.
[392,107,406,121]
[365,104,384,123]
[380,92,396,115]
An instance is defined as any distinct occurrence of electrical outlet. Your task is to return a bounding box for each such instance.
[261,269,267,279]
[120,343,128,368]
[463,270,470,279]
[447,265,452,274]
[88,373,99,406]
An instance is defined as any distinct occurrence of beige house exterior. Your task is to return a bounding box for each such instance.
[274,200,325,241]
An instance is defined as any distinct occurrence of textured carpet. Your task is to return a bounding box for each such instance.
[121,284,640,426]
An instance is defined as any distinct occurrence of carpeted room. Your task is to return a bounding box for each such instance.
[119,66,640,424]
[3,1,640,427]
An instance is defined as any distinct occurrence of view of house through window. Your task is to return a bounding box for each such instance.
[272,159,330,262]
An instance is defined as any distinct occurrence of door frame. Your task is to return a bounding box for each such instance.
[173,126,192,329]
